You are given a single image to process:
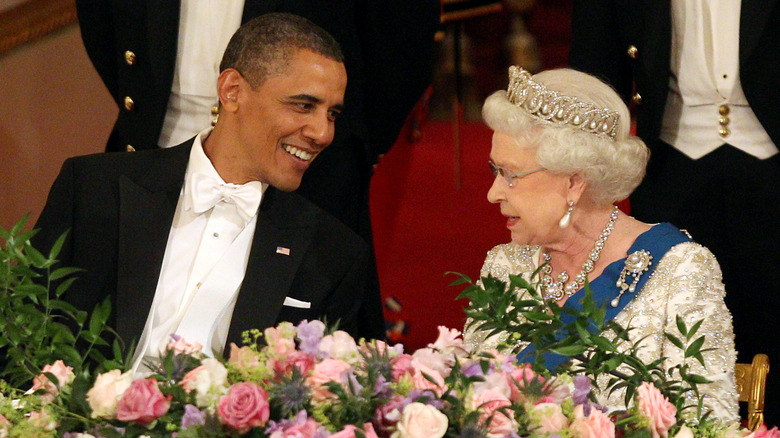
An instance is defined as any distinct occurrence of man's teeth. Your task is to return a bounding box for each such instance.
[283,145,313,161]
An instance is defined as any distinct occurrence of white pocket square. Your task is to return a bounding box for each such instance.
[283,296,311,309]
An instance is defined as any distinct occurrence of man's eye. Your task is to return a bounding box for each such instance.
[328,109,341,121]
[295,102,314,111]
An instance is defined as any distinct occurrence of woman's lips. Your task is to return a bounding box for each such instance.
[506,216,520,227]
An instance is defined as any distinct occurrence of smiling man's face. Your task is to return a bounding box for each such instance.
[229,48,347,191]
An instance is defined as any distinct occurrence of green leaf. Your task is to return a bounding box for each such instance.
[551,345,588,356]
[49,266,82,282]
[676,314,688,337]
[685,336,706,358]
[664,333,685,351]
[48,229,70,260]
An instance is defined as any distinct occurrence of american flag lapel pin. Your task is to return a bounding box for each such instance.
[276,246,291,256]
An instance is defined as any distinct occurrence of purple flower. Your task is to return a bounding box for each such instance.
[461,361,486,377]
[374,374,394,398]
[181,404,206,429]
[296,320,326,355]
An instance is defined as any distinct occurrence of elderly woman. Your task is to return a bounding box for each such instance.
[464,67,738,421]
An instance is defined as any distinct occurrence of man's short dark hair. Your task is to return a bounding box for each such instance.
[219,12,344,88]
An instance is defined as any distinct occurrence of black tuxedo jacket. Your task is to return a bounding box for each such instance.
[569,0,780,148]
[32,139,382,349]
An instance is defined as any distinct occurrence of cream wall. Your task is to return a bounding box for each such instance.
[0,23,116,231]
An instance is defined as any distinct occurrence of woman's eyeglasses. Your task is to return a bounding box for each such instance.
[489,161,545,187]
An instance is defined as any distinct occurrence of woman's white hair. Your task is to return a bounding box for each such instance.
[482,68,649,205]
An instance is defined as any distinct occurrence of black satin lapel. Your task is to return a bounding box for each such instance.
[740,0,776,64]
[227,190,315,346]
[115,176,180,345]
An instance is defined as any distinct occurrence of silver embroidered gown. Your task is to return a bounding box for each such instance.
[463,224,739,423]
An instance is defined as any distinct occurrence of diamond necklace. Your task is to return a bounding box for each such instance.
[539,205,619,301]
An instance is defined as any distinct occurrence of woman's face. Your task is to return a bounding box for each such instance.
[487,131,570,246]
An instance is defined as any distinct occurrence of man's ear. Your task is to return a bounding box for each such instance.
[217,69,243,113]
[567,173,588,204]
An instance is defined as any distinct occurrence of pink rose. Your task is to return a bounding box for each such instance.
[531,402,569,434]
[410,361,446,396]
[271,350,316,376]
[391,354,415,380]
[116,378,172,426]
[505,363,543,403]
[375,395,407,434]
[180,365,206,393]
[228,343,262,372]
[87,369,133,419]
[467,389,516,436]
[753,425,780,438]
[306,358,351,402]
[393,402,448,438]
[218,382,270,433]
[331,422,379,438]
[637,382,677,438]
[571,406,615,438]
[32,360,74,403]
[166,336,203,355]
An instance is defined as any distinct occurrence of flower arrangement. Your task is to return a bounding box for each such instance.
[0,321,776,438]
[1,218,777,438]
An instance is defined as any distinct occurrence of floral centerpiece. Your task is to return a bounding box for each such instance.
[1,218,778,438]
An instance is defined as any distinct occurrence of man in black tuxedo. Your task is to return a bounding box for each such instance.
[570,0,780,424]
[74,1,439,242]
[33,14,382,369]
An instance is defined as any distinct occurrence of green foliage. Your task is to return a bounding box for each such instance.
[456,271,712,423]
[0,216,120,386]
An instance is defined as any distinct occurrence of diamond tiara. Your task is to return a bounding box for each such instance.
[506,66,620,140]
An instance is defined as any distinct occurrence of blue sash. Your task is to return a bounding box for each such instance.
[516,223,692,370]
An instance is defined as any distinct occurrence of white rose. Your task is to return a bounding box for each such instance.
[391,402,448,438]
[194,358,229,408]
[318,330,359,362]
[87,369,133,419]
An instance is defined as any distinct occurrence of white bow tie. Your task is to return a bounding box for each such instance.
[189,173,263,223]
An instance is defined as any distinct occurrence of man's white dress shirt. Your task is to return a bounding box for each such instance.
[133,128,266,373]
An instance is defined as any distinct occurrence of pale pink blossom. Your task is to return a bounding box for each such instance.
[391,354,415,380]
[391,402,448,438]
[331,422,380,438]
[637,382,677,438]
[429,326,466,357]
[32,360,74,403]
[87,369,133,419]
[411,348,451,376]
[166,336,203,355]
[306,358,351,402]
[410,361,446,396]
[530,402,569,434]
[467,388,517,437]
[228,343,262,372]
[571,405,615,438]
